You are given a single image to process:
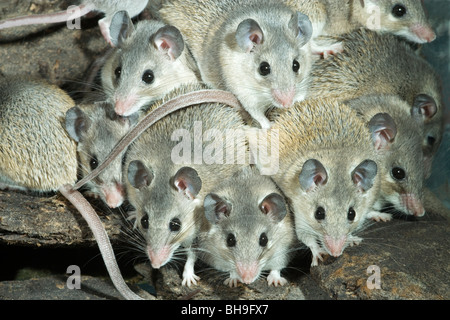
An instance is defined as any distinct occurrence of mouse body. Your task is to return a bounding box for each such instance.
[0,78,77,192]
[308,29,444,178]
[198,166,296,287]
[124,83,248,286]
[345,94,427,218]
[65,101,137,208]
[0,0,149,46]
[101,11,200,117]
[250,98,381,266]
[159,0,313,129]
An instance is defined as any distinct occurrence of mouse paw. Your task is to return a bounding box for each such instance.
[310,248,328,267]
[348,235,363,247]
[182,270,200,287]
[224,277,240,288]
[267,270,287,287]
[367,211,392,222]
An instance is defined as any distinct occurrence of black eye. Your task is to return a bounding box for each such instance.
[391,167,406,181]
[392,4,407,17]
[141,213,149,229]
[259,62,271,76]
[427,136,436,146]
[89,156,98,170]
[259,233,268,247]
[114,66,122,79]
[315,206,326,221]
[293,60,300,73]
[169,218,181,232]
[348,207,356,221]
[226,233,236,247]
[142,70,154,84]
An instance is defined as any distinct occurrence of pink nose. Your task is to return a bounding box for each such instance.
[272,88,295,108]
[147,246,171,269]
[401,193,425,217]
[324,235,347,257]
[115,95,137,116]
[236,261,259,284]
[411,24,436,43]
[102,182,124,208]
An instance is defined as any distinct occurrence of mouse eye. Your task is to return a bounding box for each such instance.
[258,62,271,76]
[141,213,149,229]
[315,206,326,221]
[259,233,268,247]
[114,67,122,79]
[169,218,181,232]
[391,167,406,181]
[427,135,436,146]
[89,156,99,170]
[226,233,236,247]
[348,207,356,221]
[142,70,154,84]
[392,4,407,17]
[293,59,300,73]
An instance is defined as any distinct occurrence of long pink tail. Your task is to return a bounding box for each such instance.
[0,4,93,30]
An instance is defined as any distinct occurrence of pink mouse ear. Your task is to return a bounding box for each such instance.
[235,18,264,53]
[259,193,287,223]
[298,159,328,192]
[368,113,397,151]
[127,160,153,189]
[412,94,438,121]
[153,25,185,61]
[203,193,232,224]
[173,167,202,200]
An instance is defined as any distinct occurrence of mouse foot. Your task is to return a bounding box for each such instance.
[181,267,200,287]
[347,235,363,247]
[267,270,287,287]
[367,211,393,222]
[224,276,240,288]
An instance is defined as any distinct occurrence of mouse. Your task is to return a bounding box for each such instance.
[285,0,436,45]
[249,97,381,266]
[197,165,296,287]
[158,0,313,129]
[0,0,149,46]
[345,94,427,219]
[308,29,444,178]
[0,78,78,192]
[123,83,249,286]
[101,10,200,117]
[65,101,137,208]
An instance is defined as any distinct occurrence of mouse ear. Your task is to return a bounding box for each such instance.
[127,160,153,189]
[173,167,202,200]
[65,106,91,143]
[153,25,185,61]
[289,12,313,47]
[411,94,438,121]
[235,19,264,53]
[204,193,232,225]
[259,193,287,223]
[109,10,135,48]
[368,113,397,151]
[352,160,378,192]
[298,159,328,192]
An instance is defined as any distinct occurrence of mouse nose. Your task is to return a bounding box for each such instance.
[147,245,172,269]
[102,182,124,208]
[272,88,295,108]
[114,95,138,116]
[236,261,259,284]
[324,235,347,257]
[401,193,425,217]
[410,24,436,43]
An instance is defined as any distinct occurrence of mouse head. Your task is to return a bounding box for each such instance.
[359,0,435,43]
[411,93,442,177]
[102,11,198,117]
[203,188,289,285]
[294,158,378,258]
[126,160,202,269]
[65,102,135,208]
[226,10,313,111]
[369,111,426,216]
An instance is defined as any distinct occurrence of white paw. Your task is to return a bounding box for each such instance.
[224,277,240,288]
[182,269,200,287]
[367,211,392,222]
[348,235,363,247]
[267,270,287,287]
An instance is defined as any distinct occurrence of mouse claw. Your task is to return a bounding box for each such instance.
[182,273,200,287]
[267,270,287,287]
[367,211,393,222]
[224,277,239,288]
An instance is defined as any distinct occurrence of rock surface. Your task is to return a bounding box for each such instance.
[0,0,448,301]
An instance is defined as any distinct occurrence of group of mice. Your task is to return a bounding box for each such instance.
[0,0,445,298]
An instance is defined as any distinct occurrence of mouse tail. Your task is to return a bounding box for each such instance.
[0,4,94,30]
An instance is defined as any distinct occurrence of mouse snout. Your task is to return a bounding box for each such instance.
[272,88,295,108]
[401,193,425,217]
[102,182,125,208]
[324,235,347,257]
[410,24,436,43]
[114,95,138,116]
[147,245,172,269]
[236,261,259,284]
